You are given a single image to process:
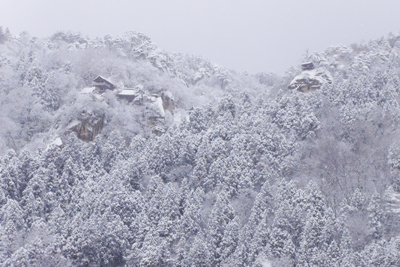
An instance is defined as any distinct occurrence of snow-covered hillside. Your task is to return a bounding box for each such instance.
[2,27,400,266]
[0,29,278,154]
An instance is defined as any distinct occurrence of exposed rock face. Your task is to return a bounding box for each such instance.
[161,91,174,113]
[70,113,105,142]
[153,125,165,136]
[288,66,332,93]
[141,91,175,136]
[75,81,176,140]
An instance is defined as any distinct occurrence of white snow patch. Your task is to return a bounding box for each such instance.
[52,137,63,146]
[173,109,182,123]
[94,94,104,101]
[81,87,95,94]
[67,120,81,129]
[151,97,165,117]
[46,137,62,150]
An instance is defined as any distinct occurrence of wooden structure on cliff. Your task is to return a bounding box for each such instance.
[288,62,332,93]
[301,62,314,71]
[117,85,144,104]
[92,76,116,92]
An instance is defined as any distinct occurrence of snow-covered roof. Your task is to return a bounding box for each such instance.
[93,75,109,82]
[118,89,138,96]
[92,76,116,89]
[301,62,315,71]
[118,85,144,96]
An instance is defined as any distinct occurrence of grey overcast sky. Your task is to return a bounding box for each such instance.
[1,0,400,75]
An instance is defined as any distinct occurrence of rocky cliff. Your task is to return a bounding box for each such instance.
[70,113,105,142]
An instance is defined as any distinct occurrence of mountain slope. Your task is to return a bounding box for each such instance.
[1,28,400,266]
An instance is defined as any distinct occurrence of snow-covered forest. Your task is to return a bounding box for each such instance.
[2,26,400,266]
